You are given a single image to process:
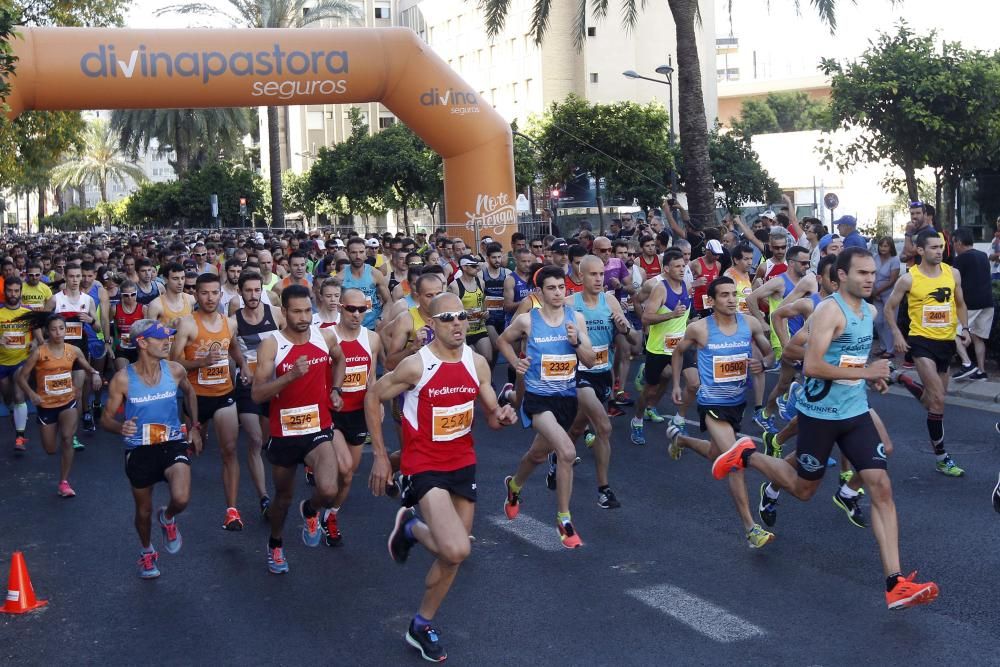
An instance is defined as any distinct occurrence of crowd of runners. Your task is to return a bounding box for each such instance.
[4,195,998,662]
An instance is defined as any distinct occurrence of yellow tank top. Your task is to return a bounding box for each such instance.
[160,294,193,327]
[907,263,957,340]
[724,268,753,314]
[0,305,32,366]
[408,306,428,344]
[458,278,486,335]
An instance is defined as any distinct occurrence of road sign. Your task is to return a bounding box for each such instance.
[823,192,839,210]
[515,194,530,212]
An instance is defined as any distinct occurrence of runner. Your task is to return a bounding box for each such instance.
[367,292,517,662]
[482,242,508,361]
[251,284,345,573]
[21,262,52,311]
[710,248,940,610]
[448,254,492,362]
[501,247,535,393]
[134,258,163,307]
[341,237,390,331]
[232,271,286,519]
[272,251,313,300]
[664,276,777,548]
[883,229,970,476]
[16,313,103,497]
[691,239,724,318]
[80,261,113,430]
[0,276,33,453]
[636,234,661,280]
[256,249,281,294]
[100,319,202,579]
[311,277,341,328]
[220,257,242,315]
[112,280,147,371]
[147,263,195,328]
[498,265,596,548]
[171,272,249,530]
[324,287,383,546]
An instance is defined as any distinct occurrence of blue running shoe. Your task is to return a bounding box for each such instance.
[630,417,646,445]
[158,507,182,555]
[300,500,322,547]
[754,408,778,434]
[267,544,289,574]
[137,550,160,579]
[777,381,802,421]
[672,412,688,436]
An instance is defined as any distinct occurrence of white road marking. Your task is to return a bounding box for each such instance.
[626,584,766,642]
[488,514,563,552]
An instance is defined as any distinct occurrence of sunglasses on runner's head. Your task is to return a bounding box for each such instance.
[432,311,469,322]
[341,304,368,314]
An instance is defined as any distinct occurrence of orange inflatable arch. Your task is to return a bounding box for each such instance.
[3,27,516,246]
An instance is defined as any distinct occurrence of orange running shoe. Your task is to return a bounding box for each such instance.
[886,572,939,610]
[323,509,343,547]
[223,507,244,531]
[712,437,756,480]
[557,520,583,549]
[503,476,521,520]
[14,436,27,454]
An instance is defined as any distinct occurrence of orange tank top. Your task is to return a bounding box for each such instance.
[35,344,77,408]
[184,311,233,396]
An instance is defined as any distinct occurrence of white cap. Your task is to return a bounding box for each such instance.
[706,239,724,254]
[760,210,777,221]
[332,238,346,248]
[365,238,380,248]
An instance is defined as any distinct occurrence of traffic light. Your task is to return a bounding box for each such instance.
[550,188,560,199]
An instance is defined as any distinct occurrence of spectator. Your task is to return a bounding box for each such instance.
[835,215,868,249]
[990,219,1000,281]
[951,227,993,380]
[871,236,901,358]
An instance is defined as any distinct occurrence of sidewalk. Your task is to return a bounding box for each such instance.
[948,377,1000,403]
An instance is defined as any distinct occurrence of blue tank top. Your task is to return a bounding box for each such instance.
[697,314,752,406]
[342,264,382,329]
[123,360,185,450]
[798,292,873,421]
[524,306,578,396]
[505,272,533,326]
[788,292,823,337]
[572,291,613,372]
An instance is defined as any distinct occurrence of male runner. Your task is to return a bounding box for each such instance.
[311,277,341,328]
[711,248,940,610]
[368,292,516,662]
[134,258,163,307]
[80,261,113,429]
[220,257,242,315]
[21,263,52,311]
[252,284,345,573]
[147,263,195,328]
[691,239,724,318]
[384,273,445,371]
[0,276,33,452]
[101,319,202,579]
[448,255,492,362]
[171,273,249,530]
[341,238,390,331]
[883,229,969,476]
[112,280,146,371]
[482,242,508,360]
[256,249,281,294]
[272,251,313,300]
[636,234,661,280]
[666,276,776,548]
[498,266,596,548]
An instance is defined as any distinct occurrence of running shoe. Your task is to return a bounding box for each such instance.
[72,436,85,451]
[597,487,621,509]
[992,472,1000,514]
[323,510,343,547]
[13,436,26,454]
[82,411,97,432]
[673,412,688,435]
[388,507,417,564]
[57,480,76,498]
[951,364,977,380]
[901,360,915,370]
[405,620,447,663]
[503,476,521,520]
[666,419,683,460]
[386,471,402,498]
[259,495,271,520]
[630,417,646,445]
[776,380,801,422]
[158,508,183,554]
[762,432,782,459]
[584,431,596,448]
[970,370,988,381]
[223,507,244,531]
[758,483,778,528]
[753,408,777,434]
[643,407,666,423]
[886,572,939,610]
[305,466,316,486]
[545,452,557,491]
[267,544,289,574]
[838,471,864,494]
[746,523,775,549]
[557,519,583,548]
[711,437,756,480]
[606,404,626,418]
[300,500,322,547]
[935,456,965,477]
[497,382,514,407]
[832,492,867,528]
[613,390,634,406]
[827,457,838,467]
[137,550,160,579]
[634,363,646,392]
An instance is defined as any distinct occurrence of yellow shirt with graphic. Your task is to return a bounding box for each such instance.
[907,263,957,341]
[0,305,33,366]
[21,282,52,311]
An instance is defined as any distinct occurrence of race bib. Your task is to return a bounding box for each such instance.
[279,404,321,437]
[664,333,683,353]
[431,401,474,441]
[541,354,577,381]
[485,296,504,313]
[586,344,610,371]
[3,330,26,349]
[701,294,711,310]
[65,322,83,340]
[44,371,74,396]
[342,364,368,392]
[713,354,748,383]
[119,331,133,349]
[245,348,258,374]
[142,423,169,446]
[198,359,230,386]
[622,296,634,313]
[922,304,951,328]
[835,354,867,386]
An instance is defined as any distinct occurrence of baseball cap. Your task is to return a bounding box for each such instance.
[132,320,175,341]
[760,210,777,221]
[551,239,570,254]
[705,239,724,255]
[365,238,380,248]
[459,254,480,266]
[332,239,346,248]
[480,236,494,245]
[833,215,857,228]
[818,233,842,252]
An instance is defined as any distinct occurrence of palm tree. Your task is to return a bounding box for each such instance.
[111,108,255,176]
[481,0,843,229]
[51,119,147,204]
[158,0,359,226]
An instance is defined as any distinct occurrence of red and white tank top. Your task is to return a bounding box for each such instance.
[638,254,661,278]
[692,257,721,311]
[335,327,372,413]
[115,302,144,349]
[269,328,333,439]
[401,345,479,475]
[53,291,95,342]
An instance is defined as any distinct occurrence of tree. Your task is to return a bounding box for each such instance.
[481,0,848,230]
[368,124,442,233]
[111,108,255,176]
[731,92,827,138]
[309,108,387,226]
[159,0,359,227]
[703,126,781,213]
[511,120,540,194]
[820,23,1000,227]
[282,170,313,218]
[50,119,147,203]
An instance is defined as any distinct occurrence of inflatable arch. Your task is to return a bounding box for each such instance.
[3,27,516,245]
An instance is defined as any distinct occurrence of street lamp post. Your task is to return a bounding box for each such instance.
[623,57,677,196]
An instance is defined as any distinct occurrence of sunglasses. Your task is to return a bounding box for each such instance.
[771,245,787,251]
[408,262,424,267]
[121,292,137,297]
[184,284,197,289]
[531,245,543,249]
[432,311,469,322]
[341,304,369,314]
[26,273,41,278]
[192,253,206,258]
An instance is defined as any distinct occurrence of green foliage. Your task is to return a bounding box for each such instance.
[511,120,539,194]
[17,0,129,26]
[731,92,827,138]
[703,127,781,212]
[94,196,128,227]
[282,170,313,218]
[51,118,146,202]
[40,206,98,231]
[0,5,17,104]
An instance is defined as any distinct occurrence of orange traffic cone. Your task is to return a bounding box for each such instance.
[1,551,47,614]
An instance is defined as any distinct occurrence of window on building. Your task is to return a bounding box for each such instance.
[379,116,396,129]
[589,72,599,84]
[587,27,596,37]
[374,2,390,19]
[307,110,324,131]
[525,78,532,98]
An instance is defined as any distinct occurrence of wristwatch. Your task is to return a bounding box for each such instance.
[331,386,343,394]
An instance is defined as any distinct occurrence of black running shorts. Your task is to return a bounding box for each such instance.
[264,428,332,468]
[795,412,887,481]
[907,335,954,373]
[400,464,477,508]
[576,370,612,403]
[235,381,268,416]
[197,391,236,423]
[332,408,369,446]
[520,391,577,430]
[698,403,745,433]
[36,400,77,427]
[125,441,190,489]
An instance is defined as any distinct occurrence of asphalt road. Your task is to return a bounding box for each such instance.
[2,373,999,666]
